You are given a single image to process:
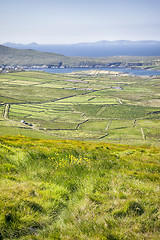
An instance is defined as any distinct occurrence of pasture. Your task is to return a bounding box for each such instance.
[0,70,160,145]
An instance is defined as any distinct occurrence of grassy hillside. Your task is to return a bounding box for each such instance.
[0,135,159,239]
[0,45,160,69]
[0,45,67,66]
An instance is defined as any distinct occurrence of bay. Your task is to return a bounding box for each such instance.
[27,67,160,76]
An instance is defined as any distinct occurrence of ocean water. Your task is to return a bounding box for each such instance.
[27,67,160,76]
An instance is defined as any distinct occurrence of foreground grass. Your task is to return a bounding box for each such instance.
[0,135,159,239]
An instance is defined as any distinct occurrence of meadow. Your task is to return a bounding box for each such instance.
[0,70,160,239]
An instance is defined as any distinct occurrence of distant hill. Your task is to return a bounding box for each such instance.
[3,40,160,57]
[0,45,67,66]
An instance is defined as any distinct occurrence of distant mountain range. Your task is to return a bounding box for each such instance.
[3,40,160,57]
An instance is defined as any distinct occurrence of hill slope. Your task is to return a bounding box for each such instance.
[0,135,159,239]
[0,45,67,66]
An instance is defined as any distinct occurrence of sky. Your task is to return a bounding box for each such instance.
[0,0,160,44]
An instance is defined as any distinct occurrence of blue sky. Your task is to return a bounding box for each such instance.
[1,0,160,44]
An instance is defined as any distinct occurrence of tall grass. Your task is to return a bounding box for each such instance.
[0,135,159,239]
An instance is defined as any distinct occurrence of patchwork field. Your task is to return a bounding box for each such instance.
[0,70,160,145]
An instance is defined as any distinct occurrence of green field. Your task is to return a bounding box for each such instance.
[0,70,160,145]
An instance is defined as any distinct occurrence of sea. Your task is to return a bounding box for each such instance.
[27,67,160,76]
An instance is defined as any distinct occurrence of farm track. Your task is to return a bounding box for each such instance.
[3,104,10,120]
[105,120,112,130]
[117,98,123,104]
[141,127,146,140]
[96,106,106,116]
